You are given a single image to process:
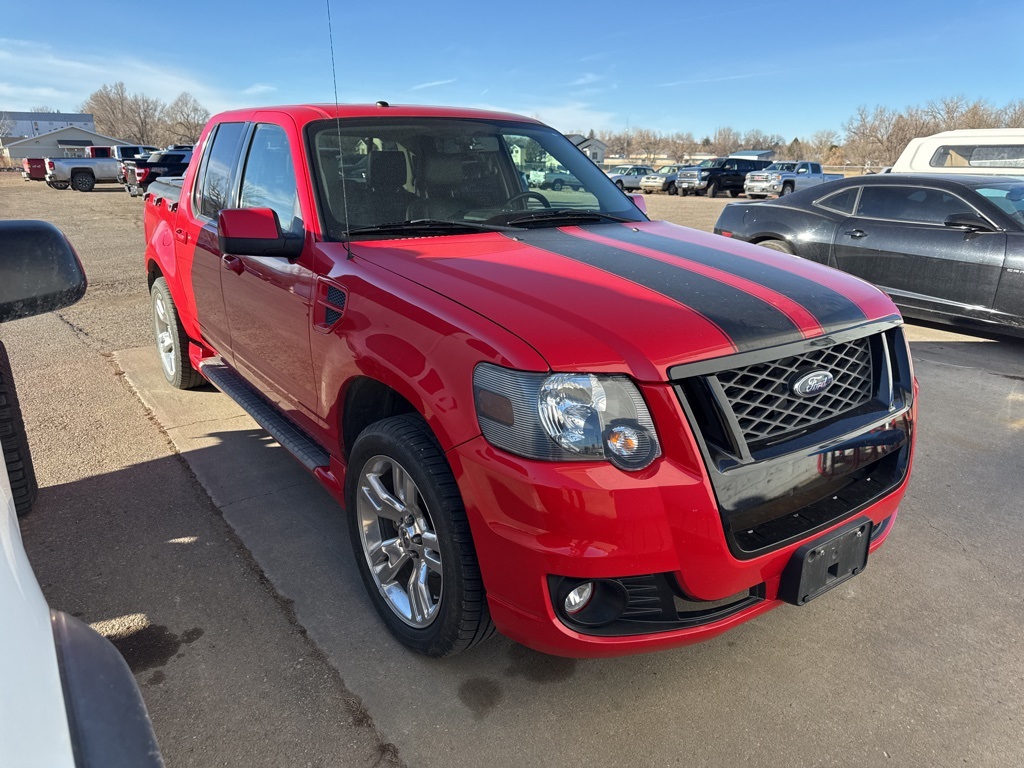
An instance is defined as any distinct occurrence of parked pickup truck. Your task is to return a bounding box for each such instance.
[744,161,844,199]
[124,149,193,196]
[143,103,916,659]
[676,157,773,198]
[44,156,120,191]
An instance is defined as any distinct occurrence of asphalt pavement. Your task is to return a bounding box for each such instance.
[3,174,1023,767]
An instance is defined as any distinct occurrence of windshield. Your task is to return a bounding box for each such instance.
[697,159,724,168]
[974,183,1024,225]
[765,162,798,172]
[308,118,646,240]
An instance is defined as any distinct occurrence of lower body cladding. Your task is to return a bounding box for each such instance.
[448,392,914,658]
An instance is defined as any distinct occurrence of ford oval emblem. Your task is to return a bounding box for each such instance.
[791,369,834,397]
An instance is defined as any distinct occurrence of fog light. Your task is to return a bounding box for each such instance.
[564,582,594,614]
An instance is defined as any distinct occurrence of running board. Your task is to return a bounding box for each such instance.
[199,358,330,472]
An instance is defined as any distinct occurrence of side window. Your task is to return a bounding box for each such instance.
[855,185,975,224]
[811,163,822,174]
[193,122,246,220]
[239,124,302,235]
[724,161,738,171]
[816,187,859,215]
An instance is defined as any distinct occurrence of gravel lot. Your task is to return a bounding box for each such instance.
[3,174,1024,768]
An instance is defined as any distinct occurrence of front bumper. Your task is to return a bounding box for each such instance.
[745,182,782,195]
[677,178,707,190]
[448,381,914,657]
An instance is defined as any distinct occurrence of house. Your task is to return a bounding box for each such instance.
[564,134,607,165]
[0,126,134,161]
[730,149,775,161]
[0,111,95,139]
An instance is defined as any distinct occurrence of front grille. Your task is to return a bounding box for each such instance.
[680,171,698,180]
[715,337,873,446]
[748,173,770,182]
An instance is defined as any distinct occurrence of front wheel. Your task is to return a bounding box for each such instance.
[779,183,794,197]
[667,182,678,196]
[551,179,564,191]
[0,342,38,518]
[150,277,204,389]
[346,415,494,657]
[705,182,718,198]
[728,190,740,198]
[615,180,625,190]
[679,189,689,197]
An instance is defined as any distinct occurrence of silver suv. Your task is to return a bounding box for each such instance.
[605,164,655,191]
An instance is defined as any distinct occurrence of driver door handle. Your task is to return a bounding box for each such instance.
[845,229,868,239]
[222,255,245,275]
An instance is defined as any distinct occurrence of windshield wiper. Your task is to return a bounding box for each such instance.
[501,209,637,227]
[344,219,519,237]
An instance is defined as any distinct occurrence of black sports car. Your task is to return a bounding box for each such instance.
[714,173,1024,337]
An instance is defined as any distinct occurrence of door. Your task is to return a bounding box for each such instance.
[182,121,248,357]
[220,122,317,412]
[833,183,1007,311]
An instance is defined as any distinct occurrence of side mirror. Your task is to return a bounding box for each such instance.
[797,167,808,174]
[218,208,304,258]
[0,221,87,324]
[628,193,648,214]
[943,213,994,233]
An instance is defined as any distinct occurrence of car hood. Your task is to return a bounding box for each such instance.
[350,221,898,381]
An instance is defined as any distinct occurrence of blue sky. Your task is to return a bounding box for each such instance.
[2,0,1021,140]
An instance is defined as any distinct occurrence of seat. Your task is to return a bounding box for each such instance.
[367,151,414,223]
[407,153,467,220]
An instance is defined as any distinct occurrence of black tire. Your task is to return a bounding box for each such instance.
[551,179,564,191]
[345,415,494,657]
[780,183,794,197]
[0,342,38,518]
[46,180,70,190]
[705,182,718,198]
[758,239,794,254]
[667,182,678,196]
[728,189,740,198]
[615,180,625,190]
[150,277,204,389]
[71,172,95,192]
[679,189,689,197]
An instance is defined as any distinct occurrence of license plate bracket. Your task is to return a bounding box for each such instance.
[778,518,872,606]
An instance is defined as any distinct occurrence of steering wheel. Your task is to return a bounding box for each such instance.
[503,191,551,211]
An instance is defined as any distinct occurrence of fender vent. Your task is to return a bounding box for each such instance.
[315,281,347,331]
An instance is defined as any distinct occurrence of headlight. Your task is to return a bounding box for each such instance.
[473,364,661,471]
[700,171,710,178]
[769,173,781,180]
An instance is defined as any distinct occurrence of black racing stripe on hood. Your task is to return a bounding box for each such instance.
[506,228,800,351]
[596,225,868,330]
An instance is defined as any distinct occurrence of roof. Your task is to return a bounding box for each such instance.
[2,126,134,147]
[1,111,93,122]
[208,103,546,126]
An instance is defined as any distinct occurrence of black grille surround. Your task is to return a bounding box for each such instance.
[671,317,914,559]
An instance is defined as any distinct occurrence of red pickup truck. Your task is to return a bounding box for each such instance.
[143,104,917,658]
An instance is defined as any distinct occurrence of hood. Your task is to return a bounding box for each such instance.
[350,221,898,382]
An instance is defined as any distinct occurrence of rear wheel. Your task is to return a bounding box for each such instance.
[71,172,95,192]
[0,342,38,518]
[150,277,204,389]
[551,179,564,191]
[346,415,494,657]
[705,182,718,198]
[757,239,794,254]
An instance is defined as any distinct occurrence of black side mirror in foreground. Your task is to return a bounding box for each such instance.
[0,221,87,324]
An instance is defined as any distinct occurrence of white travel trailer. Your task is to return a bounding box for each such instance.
[892,128,1024,175]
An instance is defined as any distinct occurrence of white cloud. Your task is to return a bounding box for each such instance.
[470,100,617,133]
[569,73,601,87]
[409,78,456,91]
[242,83,276,96]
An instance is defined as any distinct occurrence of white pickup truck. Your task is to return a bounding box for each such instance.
[744,161,843,199]
[44,156,121,192]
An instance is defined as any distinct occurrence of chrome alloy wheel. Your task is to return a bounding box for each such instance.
[152,291,176,379]
[356,455,443,628]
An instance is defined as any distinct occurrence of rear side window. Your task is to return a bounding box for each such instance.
[855,185,975,224]
[239,124,302,235]
[930,144,1024,169]
[816,187,859,214]
[194,122,247,219]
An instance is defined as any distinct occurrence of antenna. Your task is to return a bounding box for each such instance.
[326,0,354,259]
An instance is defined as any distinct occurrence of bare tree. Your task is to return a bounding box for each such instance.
[1002,99,1024,128]
[663,131,697,162]
[80,82,135,140]
[603,129,635,159]
[710,126,741,156]
[633,128,663,162]
[808,129,841,163]
[127,93,165,145]
[0,112,14,137]
[30,105,59,113]
[161,93,210,144]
